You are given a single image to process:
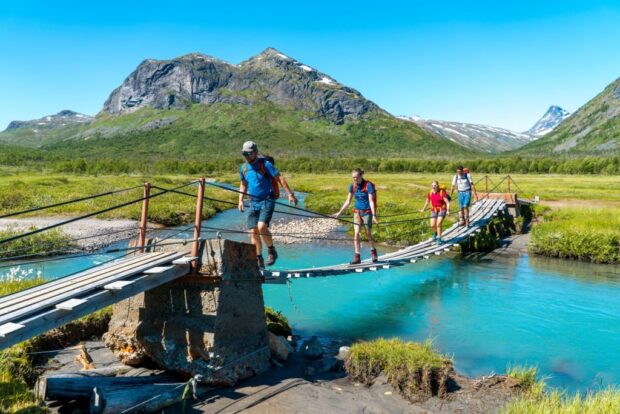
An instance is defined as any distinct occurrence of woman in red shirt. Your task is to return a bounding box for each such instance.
[420,181,451,244]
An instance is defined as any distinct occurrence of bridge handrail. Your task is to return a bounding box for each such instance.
[0,181,197,248]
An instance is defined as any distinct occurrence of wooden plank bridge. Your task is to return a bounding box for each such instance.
[0,175,526,351]
[262,197,508,281]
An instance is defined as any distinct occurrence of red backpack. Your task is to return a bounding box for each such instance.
[352,179,377,212]
[242,155,280,198]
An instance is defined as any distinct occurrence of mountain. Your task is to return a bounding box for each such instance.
[399,116,532,153]
[0,110,93,147]
[517,77,620,155]
[103,48,380,124]
[0,48,479,158]
[525,105,570,137]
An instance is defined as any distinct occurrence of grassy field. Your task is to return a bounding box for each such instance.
[530,207,620,263]
[0,172,238,227]
[0,171,618,255]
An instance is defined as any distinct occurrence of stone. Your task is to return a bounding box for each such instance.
[304,366,315,376]
[336,346,351,360]
[320,357,340,373]
[268,332,293,361]
[300,336,323,360]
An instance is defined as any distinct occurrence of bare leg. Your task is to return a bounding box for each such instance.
[353,224,361,254]
[464,207,470,225]
[365,226,376,250]
[430,217,437,236]
[436,216,444,237]
[250,227,262,256]
[257,222,273,248]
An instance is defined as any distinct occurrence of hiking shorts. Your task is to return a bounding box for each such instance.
[430,209,447,219]
[248,198,276,229]
[458,191,471,209]
[354,212,373,229]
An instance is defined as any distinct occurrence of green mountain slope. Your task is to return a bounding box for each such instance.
[45,103,479,159]
[517,77,620,155]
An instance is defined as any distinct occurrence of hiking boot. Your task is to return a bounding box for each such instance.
[257,255,265,269]
[371,249,378,263]
[349,253,361,265]
[265,246,278,266]
[436,237,444,245]
[432,233,438,241]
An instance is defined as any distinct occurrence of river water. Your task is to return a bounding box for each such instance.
[3,196,619,392]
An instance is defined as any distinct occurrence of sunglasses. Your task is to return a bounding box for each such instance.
[241,151,255,157]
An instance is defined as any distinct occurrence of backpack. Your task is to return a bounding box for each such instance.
[438,184,452,202]
[242,155,280,198]
[352,179,377,212]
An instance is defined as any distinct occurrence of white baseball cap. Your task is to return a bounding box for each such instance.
[241,141,258,153]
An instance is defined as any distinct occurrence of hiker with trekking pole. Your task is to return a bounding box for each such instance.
[450,165,478,227]
[238,141,298,269]
[332,168,379,264]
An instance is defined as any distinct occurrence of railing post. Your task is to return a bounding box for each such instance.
[507,175,511,193]
[138,182,151,252]
[191,178,206,272]
[485,175,489,193]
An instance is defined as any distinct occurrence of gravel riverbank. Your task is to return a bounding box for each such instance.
[0,217,158,249]
[269,217,347,244]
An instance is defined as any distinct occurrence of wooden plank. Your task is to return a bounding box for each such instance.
[55,298,87,311]
[143,266,173,274]
[0,252,179,317]
[0,253,161,307]
[0,251,186,325]
[171,256,197,265]
[104,280,135,291]
[0,264,190,350]
[0,322,24,337]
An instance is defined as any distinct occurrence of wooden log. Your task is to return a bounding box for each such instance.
[36,371,177,401]
[90,382,189,414]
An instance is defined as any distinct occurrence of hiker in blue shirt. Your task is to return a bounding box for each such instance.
[238,141,297,269]
[333,168,379,264]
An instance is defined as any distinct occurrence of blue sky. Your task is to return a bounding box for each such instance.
[1,0,619,131]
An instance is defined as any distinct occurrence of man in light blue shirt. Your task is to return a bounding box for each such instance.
[238,141,297,269]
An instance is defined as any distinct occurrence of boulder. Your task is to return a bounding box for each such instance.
[300,336,323,360]
[268,332,293,361]
[337,346,351,361]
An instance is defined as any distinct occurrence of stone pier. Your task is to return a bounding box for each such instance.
[103,239,270,386]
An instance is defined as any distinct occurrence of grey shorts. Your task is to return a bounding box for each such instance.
[430,209,447,219]
[354,212,373,229]
[248,198,276,229]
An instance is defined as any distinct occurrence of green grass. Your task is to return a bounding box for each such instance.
[503,387,620,413]
[502,365,620,413]
[530,207,620,263]
[0,173,237,226]
[265,307,292,337]
[0,229,74,259]
[506,365,546,396]
[345,338,452,402]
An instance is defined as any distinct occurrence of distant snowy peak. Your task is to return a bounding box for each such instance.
[525,105,570,137]
[4,110,93,132]
[398,116,532,153]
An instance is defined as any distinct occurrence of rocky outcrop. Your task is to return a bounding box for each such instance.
[102,48,381,124]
